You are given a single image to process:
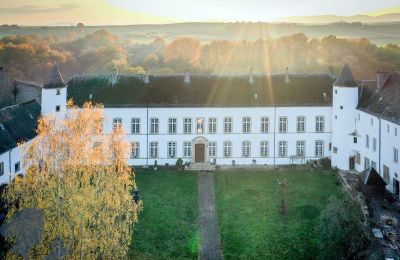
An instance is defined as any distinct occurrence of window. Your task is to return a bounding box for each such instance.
[371,161,377,169]
[208,118,217,134]
[394,148,399,163]
[364,157,370,169]
[366,135,370,148]
[150,118,159,134]
[372,138,377,151]
[168,118,177,134]
[296,141,305,156]
[395,128,398,137]
[14,162,20,172]
[55,105,61,112]
[131,142,140,159]
[333,146,338,154]
[278,141,287,157]
[0,162,4,176]
[383,165,390,183]
[224,117,232,133]
[242,141,251,157]
[113,117,122,130]
[387,124,390,133]
[131,118,140,134]
[209,142,217,157]
[196,118,204,134]
[260,141,269,157]
[358,113,360,121]
[279,117,287,133]
[340,106,343,110]
[353,137,357,144]
[315,116,324,133]
[56,89,61,95]
[335,89,337,94]
[260,117,269,133]
[183,142,192,157]
[168,142,177,158]
[223,141,232,157]
[242,117,251,133]
[335,115,337,120]
[150,142,158,158]
[183,118,192,134]
[356,152,361,164]
[315,141,324,157]
[296,116,305,133]
[371,118,374,126]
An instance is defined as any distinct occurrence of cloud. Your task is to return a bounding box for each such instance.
[0,4,79,14]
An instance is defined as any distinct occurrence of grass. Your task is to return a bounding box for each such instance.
[214,168,344,259]
[129,168,199,260]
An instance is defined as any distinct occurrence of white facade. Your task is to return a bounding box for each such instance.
[41,86,67,119]
[0,146,23,186]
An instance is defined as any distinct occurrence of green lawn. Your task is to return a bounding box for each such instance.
[214,168,344,259]
[129,168,199,260]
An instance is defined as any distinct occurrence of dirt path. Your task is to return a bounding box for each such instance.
[198,171,223,260]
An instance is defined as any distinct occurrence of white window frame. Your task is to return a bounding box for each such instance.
[168,142,177,158]
[131,142,140,159]
[296,140,305,157]
[168,118,177,134]
[14,161,20,172]
[208,117,217,134]
[297,116,305,133]
[150,142,159,158]
[223,141,232,158]
[364,157,370,169]
[260,117,269,133]
[183,142,192,157]
[150,118,159,134]
[279,117,287,133]
[224,117,232,133]
[183,118,192,134]
[278,141,287,157]
[208,142,217,157]
[131,118,140,134]
[315,116,325,133]
[260,141,269,157]
[315,140,324,157]
[242,141,251,157]
[394,148,399,163]
[372,137,377,152]
[242,117,251,133]
[196,117,205,134]
[113,117,123,131]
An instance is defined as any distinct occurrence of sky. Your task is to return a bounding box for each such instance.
[0,0,399,25]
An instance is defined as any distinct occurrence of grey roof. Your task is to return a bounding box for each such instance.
[359,167,387,186]
[0,100,40,155]
[43,65,65,89]
[334,63,358,87]
[358,71,400,125]
[67,73,334,107]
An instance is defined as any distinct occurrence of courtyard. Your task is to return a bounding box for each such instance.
[129,167,344,259]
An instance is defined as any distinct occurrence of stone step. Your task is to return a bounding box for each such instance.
[187,163,216,172]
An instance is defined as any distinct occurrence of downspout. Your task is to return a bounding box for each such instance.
[379,118,381,174]
[146,106,149,167]
[8,150,12,183]
[274,106,276,166]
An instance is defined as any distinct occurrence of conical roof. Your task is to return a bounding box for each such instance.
[334,63,358,87]
[43,64,65,89]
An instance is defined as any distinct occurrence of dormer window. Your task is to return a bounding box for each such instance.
[56,89,61,95]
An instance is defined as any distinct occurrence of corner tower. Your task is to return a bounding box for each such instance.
[331,63,359,170]
[41,64,67,119]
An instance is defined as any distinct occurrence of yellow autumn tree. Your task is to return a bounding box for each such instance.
[3,101,141,259]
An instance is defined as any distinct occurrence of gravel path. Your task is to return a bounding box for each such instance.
[198,171,223,260]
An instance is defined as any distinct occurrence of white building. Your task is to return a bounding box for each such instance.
[0,64,399,196]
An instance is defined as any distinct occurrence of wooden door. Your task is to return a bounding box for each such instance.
[195,144,205,163]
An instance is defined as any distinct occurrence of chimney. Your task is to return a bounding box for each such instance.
[377,71,390,91]
[285,67,290,83]
[184,69,190,84]
[144,67,150,84]
[111,66,118,86]
[249,67,255,84]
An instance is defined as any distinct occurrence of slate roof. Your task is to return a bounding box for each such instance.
[358,71,400,125]
[359,167,387,186]
[0,100,40,155]
[67,74,334,107]
[334,63,358,87]
[43,65,65,89]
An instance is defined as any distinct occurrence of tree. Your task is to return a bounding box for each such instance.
[316,196,369,259]
[143,53,159,69]
[164,37,201,70]
[3,101,141,259]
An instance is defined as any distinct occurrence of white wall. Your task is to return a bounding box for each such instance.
[0,146,23,186]
[102,106,332,166]
[41,87,67,118]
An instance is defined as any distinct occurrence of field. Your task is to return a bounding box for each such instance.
[128,167,343,259]
[214,168,344,259]
[129,169,199,259]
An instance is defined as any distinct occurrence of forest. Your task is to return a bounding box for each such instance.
[0,28,400,82]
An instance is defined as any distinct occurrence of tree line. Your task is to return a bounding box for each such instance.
[0,29,399,82]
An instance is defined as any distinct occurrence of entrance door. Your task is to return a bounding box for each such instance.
[195,144,205,163]
[393,179,400,197]
[349,156,355,170]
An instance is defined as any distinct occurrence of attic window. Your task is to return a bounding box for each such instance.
[56,89,61,95]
